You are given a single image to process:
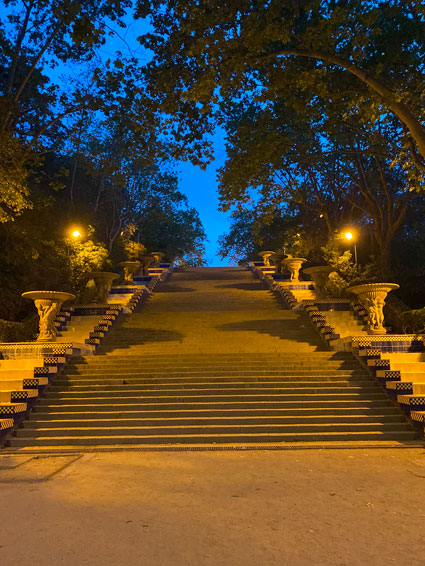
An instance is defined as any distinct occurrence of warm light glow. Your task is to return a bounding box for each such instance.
[72,230,81,238]
[345,232,353,240]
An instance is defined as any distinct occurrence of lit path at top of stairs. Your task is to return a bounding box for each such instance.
[98,267,326,355]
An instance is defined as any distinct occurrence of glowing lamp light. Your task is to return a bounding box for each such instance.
[345,232,353,241]
[72,230,81,238]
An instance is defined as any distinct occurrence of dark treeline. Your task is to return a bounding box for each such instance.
[0,0,205,337]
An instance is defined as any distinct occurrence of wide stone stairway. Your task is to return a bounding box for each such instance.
[11,267,417,448]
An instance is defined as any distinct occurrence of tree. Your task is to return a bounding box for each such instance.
[217,208,305,265]
[216,89,424,277]
[137,1,425,171]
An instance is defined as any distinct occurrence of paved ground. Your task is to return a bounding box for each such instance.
[0,448,424,565]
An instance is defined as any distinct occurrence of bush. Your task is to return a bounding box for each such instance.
[125,241,146,260]
[68,239,111,298]
[321,243,380,299]
[0,316,38,343]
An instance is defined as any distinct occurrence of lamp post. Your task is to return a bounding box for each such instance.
[344,231,358,264]
[66,226,84,256]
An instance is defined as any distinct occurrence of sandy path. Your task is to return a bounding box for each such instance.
[1,448,425,565]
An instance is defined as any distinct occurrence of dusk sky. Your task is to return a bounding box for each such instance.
[178,129,232,266]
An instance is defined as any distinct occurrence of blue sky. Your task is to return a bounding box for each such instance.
[178,129,232,266]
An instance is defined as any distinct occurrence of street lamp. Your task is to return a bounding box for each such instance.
[344,231,358,264]
[67,226,84,240]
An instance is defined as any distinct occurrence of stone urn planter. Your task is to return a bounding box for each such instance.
[270,253,284,274]
[119,261,141,283]
[89,272,120,303]
[303,266,334,297]
[347,283,400,335]
[140,255,154,276]
[150,251,165,268]
[282,258,307,282]
[22,291,75,342]
[258,251,275,267]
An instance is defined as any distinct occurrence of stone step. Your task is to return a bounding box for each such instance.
[69,357,359,366]
[15,267,413,449]
[382,353,425,363]
[50,382,380,393]
[23,414,408,429]
[78,352,350,360]
[43,384,386,396]
[38,392,390,405]
[10,430,418,447]
[72,362,350,371]
[16,421,414,438]
[54,377,373,387]
[67,358,362,366]
[30,406,402,420]
[61,369,371,381]
[32,399,397,412]
[378,371,425,382]
[388,362,425,372]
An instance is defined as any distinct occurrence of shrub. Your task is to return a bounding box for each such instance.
[0,316,38,343]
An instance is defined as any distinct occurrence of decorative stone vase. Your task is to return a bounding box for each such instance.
[119,261,141,283]
[139,255,154,276]
[270,253,284,274]
[303,266,334,297]
[150,251,165,268]
[258,251,275,267]
[89,272,120,303]
[282,258,307,282]
[347,283,400,335]
[22,291,75,342]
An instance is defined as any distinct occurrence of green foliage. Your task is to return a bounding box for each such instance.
[0,133,34,222]
[68,238,110,296]
[0,316,38,343]
[322,243,380,299]
[138,1,425,167]
[218,209,302,264]
[125,241,146,261]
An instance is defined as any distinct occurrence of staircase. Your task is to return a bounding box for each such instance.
[11,267,417,448]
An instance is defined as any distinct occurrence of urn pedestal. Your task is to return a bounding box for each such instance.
[22,291,75,342]
[258,251,275,267]
[150,251,165,268]
[140,255,154,276]
[303,266,334,297]
[89,272,120,303]
[347,283,400,335]
[119,261,141,283]
[282,258,307,282]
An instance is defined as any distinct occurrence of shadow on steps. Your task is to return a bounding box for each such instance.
[99,328,185,350]
[216,319,327,350]
[155,286,196,293]
[214,282,269,292]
